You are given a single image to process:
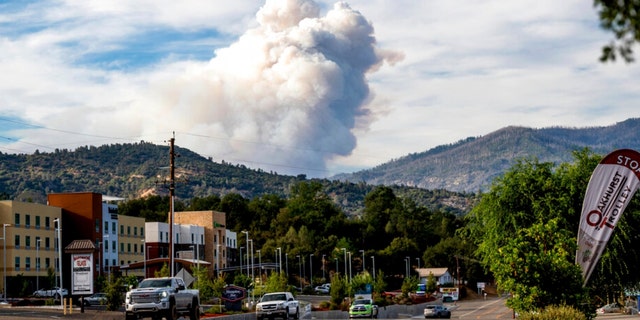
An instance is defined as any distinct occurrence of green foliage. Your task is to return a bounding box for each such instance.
[260,272,288,294]
[595,0,640,62]
[518,305,588,320]
[104,276,125,311]
[373,270,386,295]
[192,266,215,301]
[426,273,437,293]
[400,276,419,298]
[330,273,347,308]
[212,274,227,300]
[233,273,252,289]
[154,263,169,278]
[350,271,373,297]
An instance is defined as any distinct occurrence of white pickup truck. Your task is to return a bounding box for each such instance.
[125,277,200,320]
[256,291,300,320]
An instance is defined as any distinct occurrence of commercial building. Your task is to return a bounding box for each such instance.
[0,200,62,298]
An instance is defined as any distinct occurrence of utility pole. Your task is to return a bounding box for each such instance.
[168,134,176,277]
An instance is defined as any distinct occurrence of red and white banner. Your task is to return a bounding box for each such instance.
[576,149,640,285]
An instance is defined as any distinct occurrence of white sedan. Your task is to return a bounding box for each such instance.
[596,303,620,314]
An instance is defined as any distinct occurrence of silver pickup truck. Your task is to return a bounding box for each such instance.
[125,277,200,320]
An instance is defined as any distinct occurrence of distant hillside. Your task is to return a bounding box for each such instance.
[333,118,640,192]
[0,142,473,216]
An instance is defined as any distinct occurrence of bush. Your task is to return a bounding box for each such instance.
[518,305,586,320]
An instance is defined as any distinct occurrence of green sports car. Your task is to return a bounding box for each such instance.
[349,298,378,319]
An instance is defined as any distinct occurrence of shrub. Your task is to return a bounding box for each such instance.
[518,305,586,320]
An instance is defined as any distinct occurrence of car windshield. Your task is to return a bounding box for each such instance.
[139,279,172,288]
[262,294,287,302]
[354,299,370,305]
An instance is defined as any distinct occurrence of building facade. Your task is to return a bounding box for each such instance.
[0,200,62,298]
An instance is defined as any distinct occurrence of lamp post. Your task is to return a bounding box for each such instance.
[36,239,41,291]
[257,250,261,282]
[216,244,221,276]
[371,256,376,281]
[309,254,313,287]
[359,250,365,273]
[341,248,347,281]
[348,251,352,281]
[241,231,249,276]
[249,239,254,283]
[1,223,10,301]
[416,257,420,269]
[2,223,9,302]
[240,247,243,275]
[285,252,288,277]
[277,247,282,274]
[54,218,63,308]
[405,257,410,278]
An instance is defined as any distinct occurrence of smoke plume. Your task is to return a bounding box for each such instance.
[143,0,401,176]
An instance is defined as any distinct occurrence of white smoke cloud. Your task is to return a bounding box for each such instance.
[139,0,402,176]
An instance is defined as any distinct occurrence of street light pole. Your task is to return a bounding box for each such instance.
[348,251,352,281]
[285,252,288,277]
[240,247,243,276]
[341,248,346,281]
[371,256,375,281]
[216,244,221,277]
[2,223,11,302]
[416,257,420,269]
[2,223,9,302]
[36,239,41,291]
[359,250,365,273]
[241,231,249,276]
[54,218,63,308]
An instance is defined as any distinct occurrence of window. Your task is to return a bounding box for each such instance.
[25,257,31,271]
[35,216,40,229]
[25,214,30,228]
[120,243,124,253]
[45,257,50,269]
[112,259,116,268]
[141,227,144,237]
[45,237,50,250]
[160,232,163,242]
[36,257,40,270]
[120,225,124,235]
[112,222,116,235]
[191,234,194,244]
[127,243,131,253]
[112,241,116,253]
[134,243,138,253]
[45,217,50,230]
[35,236,40,248]
[104,221,109,234]
[95,219,99,233]
[25,236,31,249]
[14,213,19,227]
[127,226,131,235]
[134,227,137,236]
[14,235,20,249]
[15,257,20,271]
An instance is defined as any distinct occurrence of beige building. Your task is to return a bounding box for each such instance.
[117,214,146,277]
[0,200,62,298]
[174,210,230,277]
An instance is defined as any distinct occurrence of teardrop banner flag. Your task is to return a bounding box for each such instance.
[576,149,640,285]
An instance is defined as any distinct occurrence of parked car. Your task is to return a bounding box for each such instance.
[596,303,620,314]
[83,293,107,306]
[424,304,451,318]
[314,283,331,294]
[349,298,378,319]
[33,287,68,299]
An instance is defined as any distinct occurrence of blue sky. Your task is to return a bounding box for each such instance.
[1,0,639,178]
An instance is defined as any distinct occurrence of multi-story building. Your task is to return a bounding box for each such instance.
[117,214,145,278]
[0,200,62,298]
[174,210,232,278]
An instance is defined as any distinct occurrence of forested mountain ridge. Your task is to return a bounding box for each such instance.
[333,118,640,192]
[0,141,473,216]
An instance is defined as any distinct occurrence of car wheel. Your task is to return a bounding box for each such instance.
[190,300,200,320]
[295,307,299,320]
[165,302,177,320]
[284,307,289,320]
